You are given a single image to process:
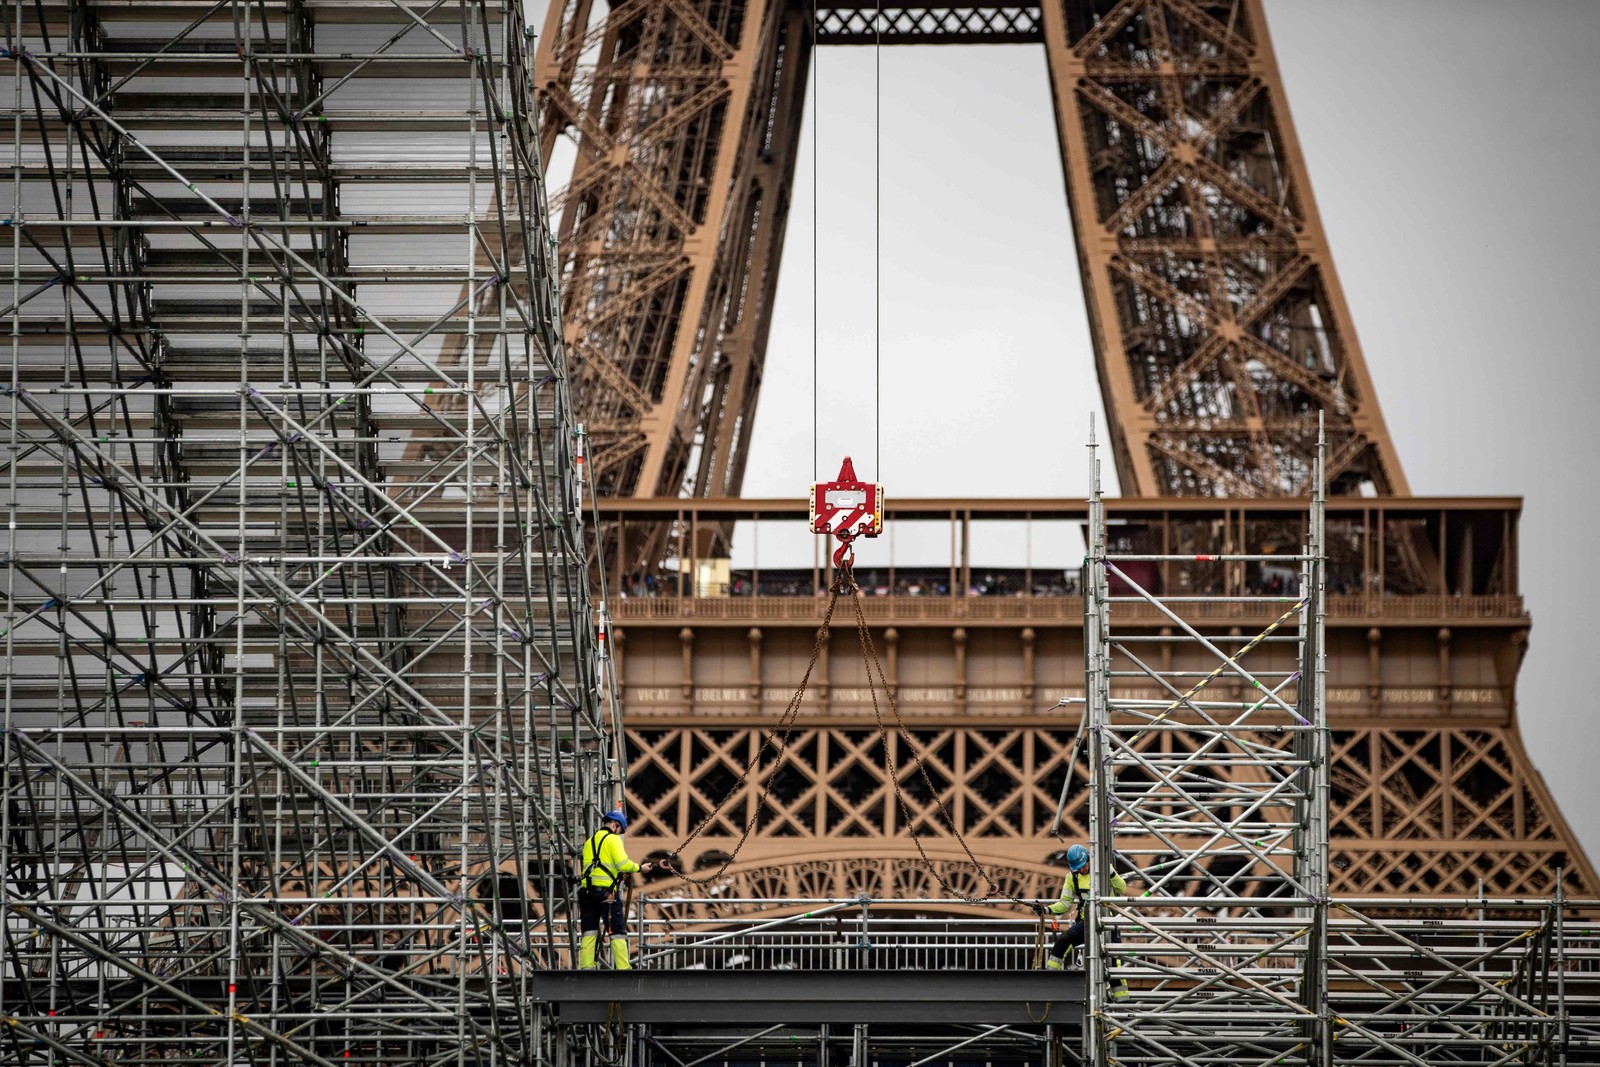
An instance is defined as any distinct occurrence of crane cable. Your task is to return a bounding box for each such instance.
[873,0,882,477]
[809,0,882,480]
[666,562,1029,908]
[811,0,819,483]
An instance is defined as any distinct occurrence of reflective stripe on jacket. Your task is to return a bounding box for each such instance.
[580,829,640,889]
[1047,869,1129,916]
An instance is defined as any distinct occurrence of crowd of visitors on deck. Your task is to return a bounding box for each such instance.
[616,569,1085,599]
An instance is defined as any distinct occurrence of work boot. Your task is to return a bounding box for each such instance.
[610,937,632,970]
[578,933,598,970]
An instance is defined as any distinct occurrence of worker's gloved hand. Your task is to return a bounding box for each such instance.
[1030,902,1048,916]
[640,861,655,874]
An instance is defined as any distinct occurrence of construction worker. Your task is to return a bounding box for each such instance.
[1032,843,1130,1000]
[576,809,665,969]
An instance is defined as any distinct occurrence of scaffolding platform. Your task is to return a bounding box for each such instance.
[532,969,1086,1024]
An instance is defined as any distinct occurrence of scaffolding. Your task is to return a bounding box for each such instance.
[1,0,617,1061]
[522,894,1599,1066]
[1082,425,1579,1066]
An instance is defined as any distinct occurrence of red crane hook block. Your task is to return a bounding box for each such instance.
[809,456,884,571]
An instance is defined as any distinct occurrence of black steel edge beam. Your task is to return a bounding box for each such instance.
[556,1002,1074,1023]
[531,970,1085,1025]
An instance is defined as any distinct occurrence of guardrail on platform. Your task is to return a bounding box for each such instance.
[546,894,1600,974]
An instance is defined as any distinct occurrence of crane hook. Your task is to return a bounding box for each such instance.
[833,531,856,572]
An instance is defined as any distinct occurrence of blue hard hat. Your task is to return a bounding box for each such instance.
[1066,844,1089,871]
[602,810,628,831]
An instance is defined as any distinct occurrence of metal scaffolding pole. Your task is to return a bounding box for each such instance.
[1,0,617,1061]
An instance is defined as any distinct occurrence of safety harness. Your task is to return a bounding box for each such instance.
[1061,871,1090,914]
[578,829,620,892]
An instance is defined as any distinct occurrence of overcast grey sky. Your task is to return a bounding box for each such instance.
[1258,1,1600,868]
[547,1,1600,861]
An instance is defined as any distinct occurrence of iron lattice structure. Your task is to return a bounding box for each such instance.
[540,0,1593,906]
[535,0,1405,499]
[622,724,1591,897]
[2,0,617,1061]
[603,494,1596,902]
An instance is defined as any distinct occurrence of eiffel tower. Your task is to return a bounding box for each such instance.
[535,0,1595,900]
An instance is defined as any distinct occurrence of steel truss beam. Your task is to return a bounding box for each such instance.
[1039,0,1407,496]
[1,0,617,1062]
[815,4,1043,45]
[534,0,809,501]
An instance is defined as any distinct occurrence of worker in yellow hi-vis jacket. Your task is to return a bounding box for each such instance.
[576,810,665,969]
[1031,843,1130,1000]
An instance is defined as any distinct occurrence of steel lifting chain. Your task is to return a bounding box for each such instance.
[669,574,847,885]
[667,561,1031,908]
[843,567,1029,907]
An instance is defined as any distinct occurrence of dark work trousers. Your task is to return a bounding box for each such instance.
[1050,917,1128,995]
[1050,919,1086,961]
[577,885,627,935]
